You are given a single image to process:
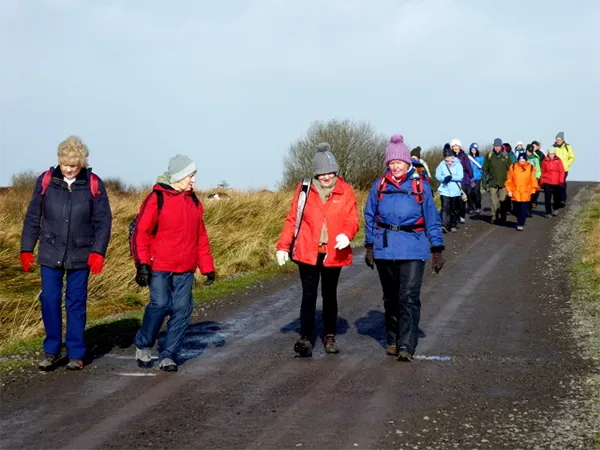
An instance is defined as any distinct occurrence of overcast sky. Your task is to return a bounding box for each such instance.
[1,0,599,189]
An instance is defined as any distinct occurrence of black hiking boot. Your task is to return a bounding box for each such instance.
[324,334,340,354]
[294,336,312,357]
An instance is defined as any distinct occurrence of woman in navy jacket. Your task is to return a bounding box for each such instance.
[20,136,112,371]
[364,135,445,362]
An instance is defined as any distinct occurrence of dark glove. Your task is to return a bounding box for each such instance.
[204,272,215,287]
[431,247,445,274]
[364,244,374,270]
[135,264,152,287]
[443,175,452,183]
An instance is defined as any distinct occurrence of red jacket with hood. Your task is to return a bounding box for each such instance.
[276,177,359,267]
[540,156,566,186]
[132,184,215,274]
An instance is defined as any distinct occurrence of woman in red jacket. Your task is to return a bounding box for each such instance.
[276,143,359,357]
[539,147,566,218]
[132,154,215,372]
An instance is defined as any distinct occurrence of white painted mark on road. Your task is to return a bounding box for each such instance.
[105,355,159,360]
[415,355,454,361]
[117,373,157,377]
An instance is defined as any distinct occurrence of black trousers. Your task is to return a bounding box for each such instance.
[544,184,562,214]
[440,195,461,229]
[298,253,342,339]
[375,260,425,354]
[467,180,482,211]
[513,201,529,227]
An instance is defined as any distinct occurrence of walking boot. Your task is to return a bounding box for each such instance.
[324,334,340,354]
[386,345,398,356]
[294,336,312,357]
[396,348,414,362]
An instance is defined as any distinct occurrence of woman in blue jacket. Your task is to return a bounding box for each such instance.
[468,143,484,214]
[435,147,464,232]
[20,136,112,371]
[364,134,445,362]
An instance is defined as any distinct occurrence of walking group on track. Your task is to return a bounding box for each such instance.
[18,132,575,371]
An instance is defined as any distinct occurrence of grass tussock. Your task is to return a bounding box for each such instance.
[0,179,369,345]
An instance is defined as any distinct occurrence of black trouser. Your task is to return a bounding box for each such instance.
[298,253,342,339]
[375,260,425,354]
[561,172,568,203]
[544,184,562,214]
[467,180,482,211]
[513,201,529,227]
[531,188,540,208]
[440,195,460,229]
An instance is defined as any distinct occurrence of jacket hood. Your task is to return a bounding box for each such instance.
[151,183,196,196]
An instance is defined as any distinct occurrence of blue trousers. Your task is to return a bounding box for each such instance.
[40,266,90,359]
[513,201,529,227]
[134,271,194,361]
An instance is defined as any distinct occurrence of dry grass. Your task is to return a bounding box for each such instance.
[580,185,600,276]
[0,182,369,343]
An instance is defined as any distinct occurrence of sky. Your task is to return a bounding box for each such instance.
[1,0,599,189]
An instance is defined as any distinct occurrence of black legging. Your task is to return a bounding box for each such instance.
[440,195,460,229]
[375,259,425,354]
[467,180,482,211]
[544,184,562,214]
[298,253,342,339]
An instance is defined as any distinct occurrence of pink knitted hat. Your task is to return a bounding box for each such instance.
[385,134,411,166]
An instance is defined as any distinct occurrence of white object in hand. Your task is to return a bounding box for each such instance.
[276,250,289,266]
[334,234,350,250]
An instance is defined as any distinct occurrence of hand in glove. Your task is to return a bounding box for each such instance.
[20,252,35,272]
[87,252,105,275]
[334,234,350,250]
[443,175,452,183]
[135,264,152,287]
[431,247,445,274]
[204,272,215,287]
[276,250,289,266]
[364,244,374,270]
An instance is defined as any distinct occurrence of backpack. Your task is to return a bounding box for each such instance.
[41,168,101,197]
[128,190,199,257]
[412,160,431,181]
[375,173,428,246]
[289,177,312,254]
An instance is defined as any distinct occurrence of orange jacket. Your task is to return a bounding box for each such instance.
[504,162,539,202]
[276,177,359,267]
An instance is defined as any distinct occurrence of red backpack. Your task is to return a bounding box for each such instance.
[40,168,101,197]
[376,173,427,234]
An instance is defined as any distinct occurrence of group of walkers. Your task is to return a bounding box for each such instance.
[434,133,575,232]
[19,131,575,372]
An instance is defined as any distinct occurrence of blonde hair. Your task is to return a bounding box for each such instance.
[57,136,89,167]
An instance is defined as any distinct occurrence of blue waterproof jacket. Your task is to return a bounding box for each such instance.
[21,166,112,270]
[435,159,464,197]
[469,155,485,181]
[364,168,444,261]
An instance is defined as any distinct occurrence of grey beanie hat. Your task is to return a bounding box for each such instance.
[168,154,197,183]
[556,131,565,140]
[312,142,339,176]
[493,138,503,147]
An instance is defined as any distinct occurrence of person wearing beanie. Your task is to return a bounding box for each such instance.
[132,154,215,372]
[410,146,432,180]
[436,147,464,232]
[20,136,113,371]
[531,141,545,162]
[525,144,542,214]
[364,134,444,361]
[482,138,511,224]
[467,143,484,214]
[539,147,566,217]
[450,139,474,222]
[276,142,359,357]
[505,152,539,230]
[504,142,517,165]
[551,131,576,206]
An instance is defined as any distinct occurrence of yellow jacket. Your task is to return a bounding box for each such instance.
[553,143,576,172]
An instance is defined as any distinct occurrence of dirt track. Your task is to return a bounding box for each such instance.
[1,182,597,450]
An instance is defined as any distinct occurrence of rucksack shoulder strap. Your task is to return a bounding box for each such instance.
[89,173,101,197]
[40,169,53,195]
[155,190,165,211]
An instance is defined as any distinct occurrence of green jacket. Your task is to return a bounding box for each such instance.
[527,155,541,178]
[482,150,511,188]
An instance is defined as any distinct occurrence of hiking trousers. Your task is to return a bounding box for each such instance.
[513,201,529,227]
[135,271,194,361]
[544,184,562,214]
[489,186,507,219]
[468,180,482,211]
[440,195,460,229]
[297,253,342,339]
[40,266,90,359]
[375,259,425,354]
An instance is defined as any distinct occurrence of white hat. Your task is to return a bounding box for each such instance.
[450,139,462,148]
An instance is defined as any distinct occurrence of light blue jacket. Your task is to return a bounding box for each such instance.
[435,158,464,197]
[364,169,444,261]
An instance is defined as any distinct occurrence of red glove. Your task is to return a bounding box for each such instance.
[20,252,35,272]
[88,253,105,275]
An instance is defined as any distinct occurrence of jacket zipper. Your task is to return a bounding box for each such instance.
[63,183,72,267]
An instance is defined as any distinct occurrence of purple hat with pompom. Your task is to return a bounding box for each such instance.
[385,134,411,166]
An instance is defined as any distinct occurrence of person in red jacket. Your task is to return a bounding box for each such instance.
[132,154,215,372]
[276,143,359,357]
[539,147,566,218]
